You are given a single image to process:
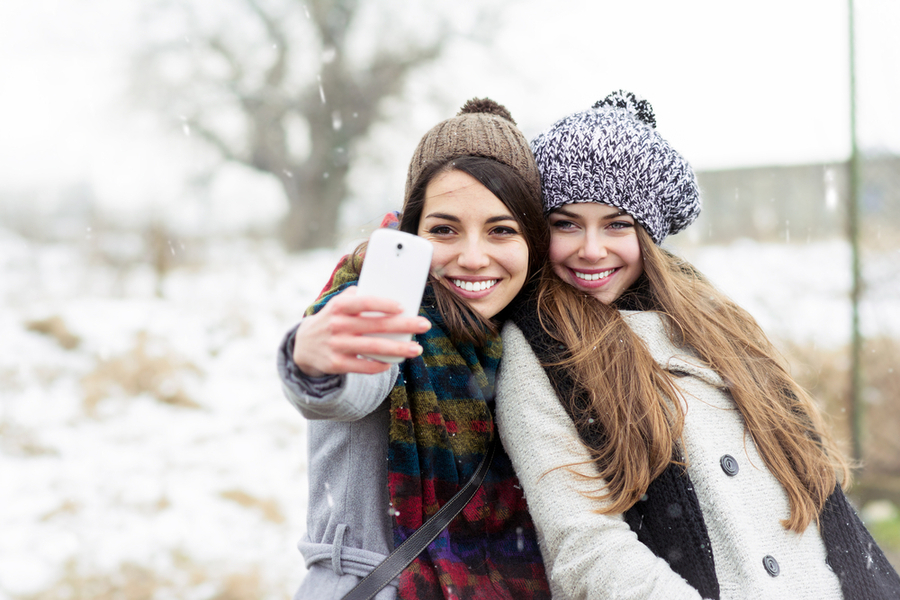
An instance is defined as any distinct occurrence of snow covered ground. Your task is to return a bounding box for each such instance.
[1,227,898,599]
[681,238,900,348]
[0,228,347,599]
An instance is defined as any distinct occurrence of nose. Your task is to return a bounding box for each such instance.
[456,236,491,271]
[579,230,608,263]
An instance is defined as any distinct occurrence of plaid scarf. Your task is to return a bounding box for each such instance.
[310,255,549,600]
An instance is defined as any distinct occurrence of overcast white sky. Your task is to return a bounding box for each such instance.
[0,0,897,231]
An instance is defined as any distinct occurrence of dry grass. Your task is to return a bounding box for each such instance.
[858,337,900,475]
[25,315,81,350]
[0,419,57,457]
[784,336,900,572]
[0,365,21,387]
[10,558,282,600]
[220,489,287,524]
[81,331,202,415]
[784,336,900,479]
[39,500,80,522]
[13,560,164,600]
[208,572,266,600]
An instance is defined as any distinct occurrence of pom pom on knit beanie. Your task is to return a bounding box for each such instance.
[531,90,701,244]
[405,98,541,201]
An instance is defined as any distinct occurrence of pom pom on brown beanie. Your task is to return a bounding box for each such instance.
[531,90,701,244]
[404,98,541,201]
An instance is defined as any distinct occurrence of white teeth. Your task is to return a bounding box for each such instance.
[452,279,498,292]
[575,269,614,281]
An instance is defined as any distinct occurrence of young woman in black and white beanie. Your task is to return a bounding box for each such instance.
[495,91,900,600]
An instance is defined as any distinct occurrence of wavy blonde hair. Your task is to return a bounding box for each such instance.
[537,226,849,532]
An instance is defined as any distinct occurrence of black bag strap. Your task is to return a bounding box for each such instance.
[341,435,499,600]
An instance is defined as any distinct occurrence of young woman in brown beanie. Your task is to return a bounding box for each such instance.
[495,91,900,600]
[277,99,552,599]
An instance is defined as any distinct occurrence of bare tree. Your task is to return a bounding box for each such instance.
[133,0,489,251]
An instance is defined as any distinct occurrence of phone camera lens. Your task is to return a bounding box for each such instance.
[397,243,403,250]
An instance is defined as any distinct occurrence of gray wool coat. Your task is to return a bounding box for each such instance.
[278,328,399,600]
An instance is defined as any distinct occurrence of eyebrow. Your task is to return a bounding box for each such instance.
[551,207,630,220]
[423,212,516,224]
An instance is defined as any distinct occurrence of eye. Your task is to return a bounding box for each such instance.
[608,220,635,231]
[550,219,577,231]
[427,225,455,235]
[491,225,519,236]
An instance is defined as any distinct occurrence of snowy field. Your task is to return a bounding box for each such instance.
[1,226,899,599]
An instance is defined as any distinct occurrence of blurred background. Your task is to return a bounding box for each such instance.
[1,0,898,597]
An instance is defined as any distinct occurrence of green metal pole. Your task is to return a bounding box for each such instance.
[847,0,864,467]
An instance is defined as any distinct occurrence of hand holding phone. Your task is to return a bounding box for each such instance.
[356,228,433,363]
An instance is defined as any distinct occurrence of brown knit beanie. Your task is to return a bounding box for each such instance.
[404,98,541,201]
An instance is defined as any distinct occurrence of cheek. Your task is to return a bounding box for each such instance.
[551,262,569,282]
[495,241,529,281]
[622,240,643,270]
[548,235,574,266]
[615,238,644,285]
[427,245,454,276]
[548,239,573,280]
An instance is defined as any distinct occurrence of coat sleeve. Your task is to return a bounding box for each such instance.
[277,324,398,421]
[496,322,707,600]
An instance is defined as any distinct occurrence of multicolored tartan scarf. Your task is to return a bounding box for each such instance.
[309,256,549,600]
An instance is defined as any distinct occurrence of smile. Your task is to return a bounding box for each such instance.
[574,269,615,281]
[451,279,498,292]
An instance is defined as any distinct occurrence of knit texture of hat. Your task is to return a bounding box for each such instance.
[405,98,541,201]
[531,90,701,244]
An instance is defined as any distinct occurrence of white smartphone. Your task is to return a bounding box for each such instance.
[355,228,433,363]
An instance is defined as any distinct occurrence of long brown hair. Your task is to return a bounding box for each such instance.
[401,155,547,345]
[538,225,848,532]
[352,155,548,346]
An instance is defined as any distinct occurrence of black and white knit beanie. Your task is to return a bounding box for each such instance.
[531,90,701,244]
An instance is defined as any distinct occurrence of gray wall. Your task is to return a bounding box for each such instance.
[680,155,900,245]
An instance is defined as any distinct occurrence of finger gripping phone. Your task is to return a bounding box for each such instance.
[355,228,433,363]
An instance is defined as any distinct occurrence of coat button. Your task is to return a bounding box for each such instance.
[720,454,739,476]
[763,555,780,577]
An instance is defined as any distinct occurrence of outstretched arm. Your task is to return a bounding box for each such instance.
[278,286,430,421]
[496,322,707,600]
[278,324,400,421]
[292,286,430,376]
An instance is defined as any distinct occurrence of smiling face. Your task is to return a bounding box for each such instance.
[548,202,644,305]
[417,169,529,319]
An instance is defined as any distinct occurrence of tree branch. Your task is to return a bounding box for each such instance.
[206,35,245,82]
[308,0,362,50]
[131,0,505,250]
[243,0,289,88]
[184,117,246,164]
